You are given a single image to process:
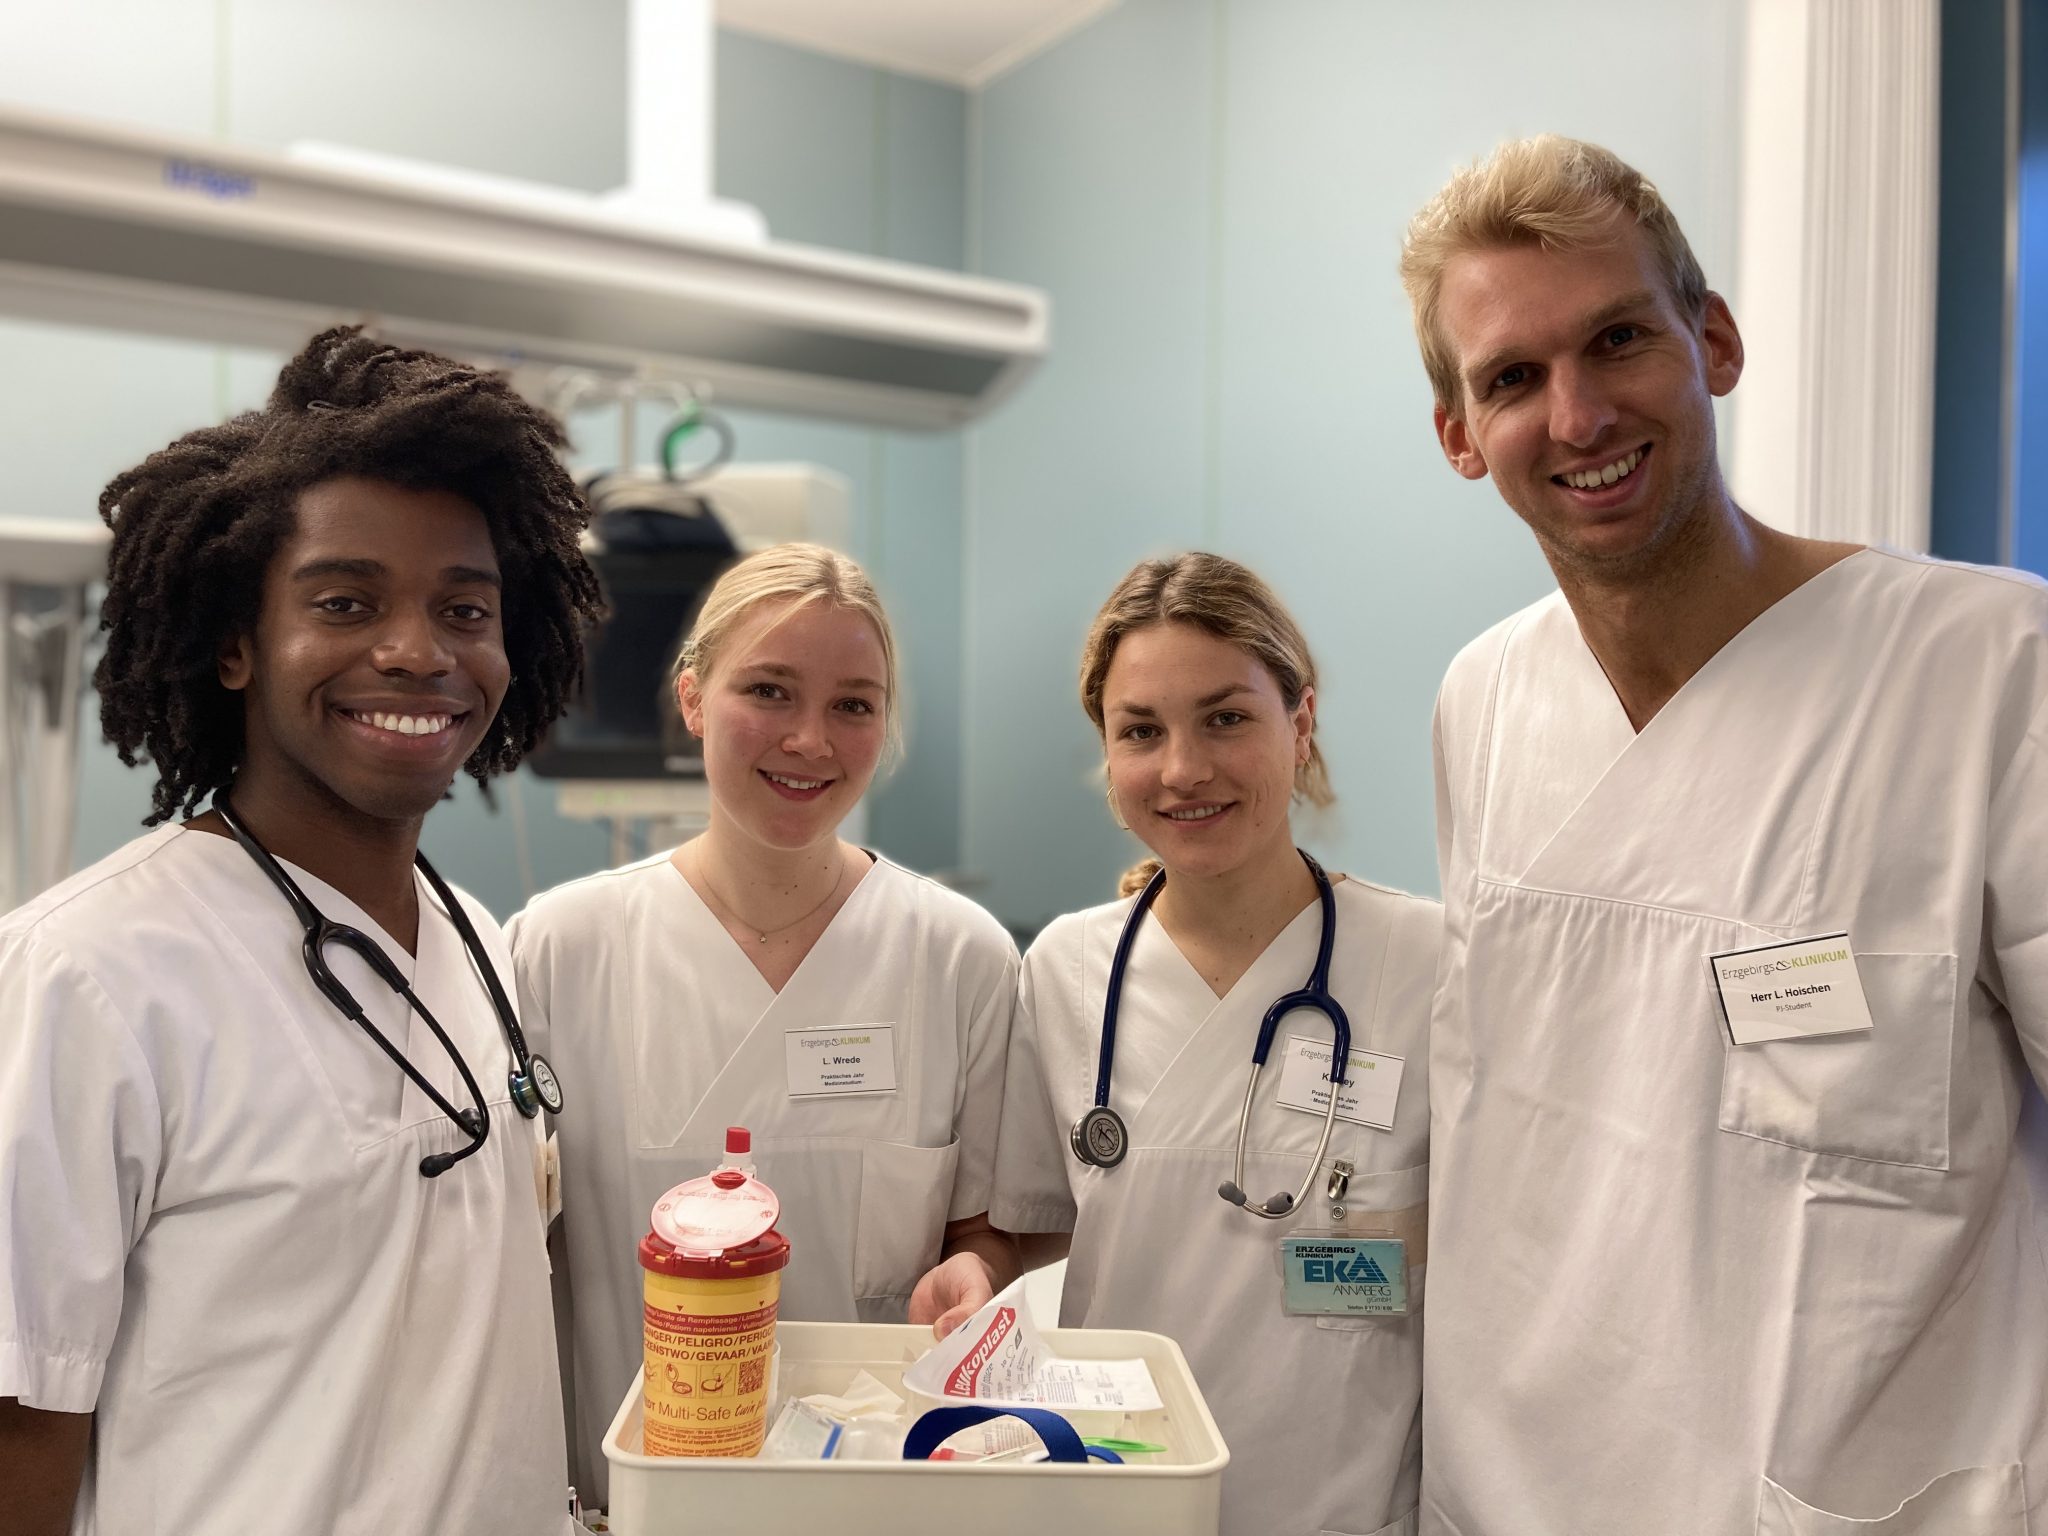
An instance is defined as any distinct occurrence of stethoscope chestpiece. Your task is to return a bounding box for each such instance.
[1070,1104,1129,1169]
[512,1053,564,1119]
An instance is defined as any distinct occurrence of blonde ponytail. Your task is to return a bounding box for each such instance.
[1117,858,1164,899]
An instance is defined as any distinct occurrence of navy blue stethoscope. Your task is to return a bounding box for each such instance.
[1071,849,1351,1220]
[214,795,562,1178]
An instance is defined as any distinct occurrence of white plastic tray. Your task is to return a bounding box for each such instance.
[603,1320,1228,1535]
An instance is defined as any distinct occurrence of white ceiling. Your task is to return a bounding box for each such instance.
[714,0,1121,88]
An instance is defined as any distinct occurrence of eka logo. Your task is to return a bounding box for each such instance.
[1302,1254,1390,1285]
[946,1306,1015,1395]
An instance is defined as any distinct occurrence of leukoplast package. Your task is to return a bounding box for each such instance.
[901,1278,1163,1413]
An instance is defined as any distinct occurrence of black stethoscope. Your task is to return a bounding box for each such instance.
[214,795,563,1178]
[1071,849,1352,1220]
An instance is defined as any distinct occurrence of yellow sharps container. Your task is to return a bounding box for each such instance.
[640,1129,790,1458]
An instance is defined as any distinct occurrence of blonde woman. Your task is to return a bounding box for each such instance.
[508,543,1017,1505]
[972,553,1438,1536]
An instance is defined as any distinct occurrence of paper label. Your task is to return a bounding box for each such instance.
[901,1277,1163,1412]
[1280,1236,1409,1316]
[762,1399,843,1461]
[1708,934,1874,1045]
[785,1024,898,1097]
[641,1284,779,1456]
[1273,1035,1404,1130]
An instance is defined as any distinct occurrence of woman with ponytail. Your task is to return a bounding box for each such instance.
[968,553,1438,1536]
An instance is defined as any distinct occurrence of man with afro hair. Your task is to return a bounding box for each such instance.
[0,327,604,1534]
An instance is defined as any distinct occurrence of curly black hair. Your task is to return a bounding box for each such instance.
[95,326,606,826]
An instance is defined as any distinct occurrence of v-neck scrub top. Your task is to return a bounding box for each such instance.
[0,825,569,1535]
[507,850,1017,1504]
[1427,550,2048,1534]
[992,877,1441,1536]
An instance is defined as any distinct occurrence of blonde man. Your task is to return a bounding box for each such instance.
[1410,136,2047,1534]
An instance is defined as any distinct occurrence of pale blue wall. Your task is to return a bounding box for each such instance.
[711,32,971,878]
[1,0,631,900]
[3,8,970,913]
[962,0,1748,930]
[7,2,1758,931]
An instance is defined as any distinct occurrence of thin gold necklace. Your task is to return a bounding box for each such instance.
[700,856,849,944]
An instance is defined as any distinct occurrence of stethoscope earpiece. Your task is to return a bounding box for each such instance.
[1216,1181,1297,1218]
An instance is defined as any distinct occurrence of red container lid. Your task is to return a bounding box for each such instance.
[640,1226,791,1281]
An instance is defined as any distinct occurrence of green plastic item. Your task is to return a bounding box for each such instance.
[1081,1437,1167,1455]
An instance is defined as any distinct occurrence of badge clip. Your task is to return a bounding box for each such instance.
[1325,1158,1353,1221]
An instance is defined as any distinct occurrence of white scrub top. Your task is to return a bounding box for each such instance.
[993,877,1439,1536]
[507,850,1016,1505]
[0,824,569,1536]
[1428,549,2048,1535]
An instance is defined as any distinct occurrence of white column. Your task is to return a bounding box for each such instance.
[1729,0,1942,550]
[626,0,714,208]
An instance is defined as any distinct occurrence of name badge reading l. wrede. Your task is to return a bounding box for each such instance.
[1708,934,1874,1046]
[785,1025,898,1097]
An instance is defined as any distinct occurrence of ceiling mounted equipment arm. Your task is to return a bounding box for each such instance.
[0,105,1049,431]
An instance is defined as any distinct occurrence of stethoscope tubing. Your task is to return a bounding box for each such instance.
[213,794,543,1176]
[1080,849,1355,1219]
[1092,868,1167,1109]
[309,922,494,1159]
[1228,862,1351,1218]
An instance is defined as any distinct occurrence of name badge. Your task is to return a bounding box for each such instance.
[1708,934,1874,1045]
[1280,1236,1408,1316]
[1273,1035,1403,1130]
[784,1025,898,1097]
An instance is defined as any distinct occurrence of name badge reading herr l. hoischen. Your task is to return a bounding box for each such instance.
[785,1024,899,1097]
[1708,933,1875,1046]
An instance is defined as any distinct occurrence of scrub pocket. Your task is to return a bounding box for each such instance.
[1755,1464,2026,1534]
[852,1136,960,1320]
[1327,1509,1418,1536]
[1312,1163,1427,1335]
[749,1138,866,1321]
[1717,951,1956,1170]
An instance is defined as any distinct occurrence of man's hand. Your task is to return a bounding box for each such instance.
[909,1251,998,1338]
[0,1399,91,1534]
